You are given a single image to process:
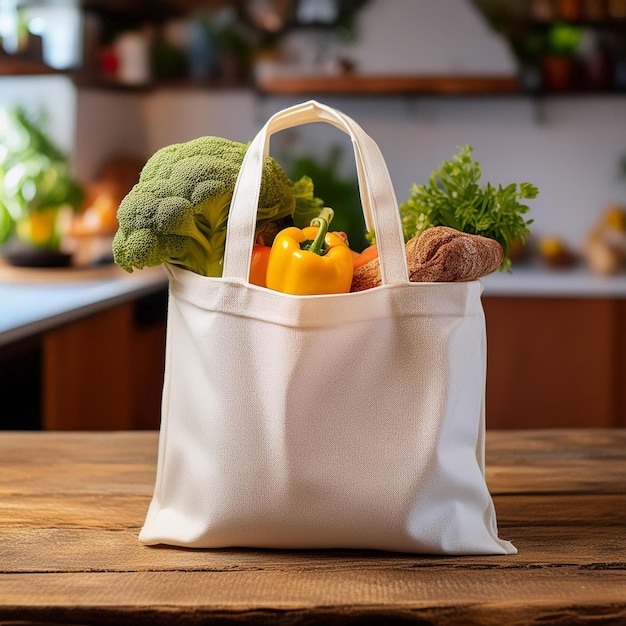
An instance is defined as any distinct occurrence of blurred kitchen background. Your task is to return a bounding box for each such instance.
[1,0,626,431]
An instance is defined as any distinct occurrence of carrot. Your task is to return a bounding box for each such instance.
[352,244,378,269]
[249,244,271,287]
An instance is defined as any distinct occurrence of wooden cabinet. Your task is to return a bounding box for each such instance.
[41,291,167,430]
[483,296,626,429]
[42,296,166,430]
[0,289,167,431]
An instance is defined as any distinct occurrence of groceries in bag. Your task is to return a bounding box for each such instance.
[113,136,536,294]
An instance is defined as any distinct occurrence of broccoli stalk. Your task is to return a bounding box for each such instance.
[113,136,322,277]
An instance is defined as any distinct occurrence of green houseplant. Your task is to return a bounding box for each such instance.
[541,22,582,91]
[0,107,84,264]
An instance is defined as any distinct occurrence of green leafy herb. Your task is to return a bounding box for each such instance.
[399,145,537,272]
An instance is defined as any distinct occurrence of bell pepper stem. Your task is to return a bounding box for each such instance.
[305,207,334,256]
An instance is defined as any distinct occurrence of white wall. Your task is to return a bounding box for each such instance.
[139,89,261,148]
[73,89,146,182]
[0,75,77,155]
[282,0,517,76]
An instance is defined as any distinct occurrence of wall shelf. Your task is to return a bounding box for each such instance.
[0,57,58,76]
[256,74,521,96]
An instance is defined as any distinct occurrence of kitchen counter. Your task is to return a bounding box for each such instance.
[0,262,169,430]
[0,264,168,347]
[481,263,626,298]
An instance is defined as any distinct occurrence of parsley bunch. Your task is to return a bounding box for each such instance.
[400,145,537,272]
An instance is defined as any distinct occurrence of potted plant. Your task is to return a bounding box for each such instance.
[0,106,84,266]
[542,22,582,91]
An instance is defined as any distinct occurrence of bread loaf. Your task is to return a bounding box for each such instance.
[350,226,504,292]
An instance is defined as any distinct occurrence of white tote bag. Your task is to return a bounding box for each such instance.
[139,100,515,555]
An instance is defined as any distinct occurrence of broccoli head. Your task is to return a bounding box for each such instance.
[113,136,322,277]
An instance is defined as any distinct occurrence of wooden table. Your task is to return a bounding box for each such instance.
[1,430,625,625]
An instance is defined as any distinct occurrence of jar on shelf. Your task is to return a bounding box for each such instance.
[584,0,607,21]
[607,0,626,18]
[558,0,583,21]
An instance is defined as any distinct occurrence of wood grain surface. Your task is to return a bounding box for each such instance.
[257,74,520,96]
[0,430,624,625]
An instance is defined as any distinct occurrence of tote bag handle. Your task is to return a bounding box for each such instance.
[222,100,409,287]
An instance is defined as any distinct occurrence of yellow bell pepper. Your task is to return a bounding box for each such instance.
[266,208,354,295]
